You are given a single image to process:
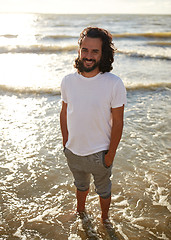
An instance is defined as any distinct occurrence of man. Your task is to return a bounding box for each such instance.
[60,27,127,223]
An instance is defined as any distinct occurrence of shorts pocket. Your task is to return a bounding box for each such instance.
[63,147,71,158]
[102,150,110,169]
[90,152,101,165]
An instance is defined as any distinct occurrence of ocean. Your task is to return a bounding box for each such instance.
[0,13,170,240]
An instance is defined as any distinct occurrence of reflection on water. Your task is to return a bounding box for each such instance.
[0,12,170,240]
[0,13,38,45]
[0,88,170,239]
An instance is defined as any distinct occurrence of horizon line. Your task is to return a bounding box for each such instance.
[0,11,170,16]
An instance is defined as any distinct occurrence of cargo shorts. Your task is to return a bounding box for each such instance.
[63,148,113,199]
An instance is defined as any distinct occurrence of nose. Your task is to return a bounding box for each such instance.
[85,51,93,60]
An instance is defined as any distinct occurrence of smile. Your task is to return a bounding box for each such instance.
[83,58,95,65]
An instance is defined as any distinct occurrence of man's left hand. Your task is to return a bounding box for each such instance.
[104,152,115,167]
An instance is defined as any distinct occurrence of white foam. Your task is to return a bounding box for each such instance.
[13,221,26,240]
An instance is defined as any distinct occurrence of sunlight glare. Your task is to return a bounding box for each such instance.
[0,13,38,45]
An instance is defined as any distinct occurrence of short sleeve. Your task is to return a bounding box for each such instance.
[60,77,67,103]
[111,78,127,108]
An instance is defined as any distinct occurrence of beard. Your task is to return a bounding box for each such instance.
[77,58,100,73]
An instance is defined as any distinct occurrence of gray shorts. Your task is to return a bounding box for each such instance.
[64,148,113,199]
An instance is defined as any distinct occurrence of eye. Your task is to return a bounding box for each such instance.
[92,49,99,54]
[81,48,88,53]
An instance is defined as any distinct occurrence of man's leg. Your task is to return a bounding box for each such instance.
[64,148,90,212]
[99,195,111,222]
[76,188,89,213]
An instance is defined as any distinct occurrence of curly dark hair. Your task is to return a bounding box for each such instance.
[74,27,116,73]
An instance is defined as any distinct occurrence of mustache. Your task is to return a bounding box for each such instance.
[82,58,96,62]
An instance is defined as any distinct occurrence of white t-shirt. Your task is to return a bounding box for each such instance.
[61,72,127,156]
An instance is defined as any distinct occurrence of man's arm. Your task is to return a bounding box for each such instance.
[105,105,124,167]
[60,101,68,147]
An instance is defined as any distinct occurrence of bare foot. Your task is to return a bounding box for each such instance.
[77,210,88,220]
[101,218,113,228]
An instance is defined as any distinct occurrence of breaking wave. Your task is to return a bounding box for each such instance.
[1,32,171,41]
[0,34,18,38]
[0,84,61,96]
[112,32,171,39]
[35,32,171,40]
[0,45,77,54]
[147,41,171,47]
[42,35,77,40]
[117,50,171,60]
[0,83,170,96]
[0,44,170,60]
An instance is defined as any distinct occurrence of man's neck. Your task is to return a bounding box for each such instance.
[81,69,100,78]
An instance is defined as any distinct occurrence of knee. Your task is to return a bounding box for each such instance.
[99,192,111,199]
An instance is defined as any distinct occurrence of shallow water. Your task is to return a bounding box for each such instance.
[0,13,171,239]
[0,87,170,239]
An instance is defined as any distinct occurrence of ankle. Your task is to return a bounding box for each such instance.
[76,188,89,214]
[77,207,85,213]
[101,214,109,222]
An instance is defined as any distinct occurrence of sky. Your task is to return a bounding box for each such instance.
[0,0,171,14]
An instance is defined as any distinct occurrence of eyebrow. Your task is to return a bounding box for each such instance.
[92,49,100,52]
[81,47,100,52]
[81,47,88,50]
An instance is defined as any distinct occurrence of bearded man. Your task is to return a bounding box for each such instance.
[60,27,127,223]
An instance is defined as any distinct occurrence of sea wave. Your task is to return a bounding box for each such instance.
[117,50,171,60]
[0,83,170,96]
[42,35,77,40]
[126,83,171,91]
[147,41,171,47]
[0,84,61,96]
[112,32,171,39]
[0,45,77,54]
[41,32,171,40]
[0,44,170,60]
[0,34,18,38]
[1,32,171,41]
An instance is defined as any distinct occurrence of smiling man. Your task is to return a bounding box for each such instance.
[78,36,102,75]
[60,27,127,223]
